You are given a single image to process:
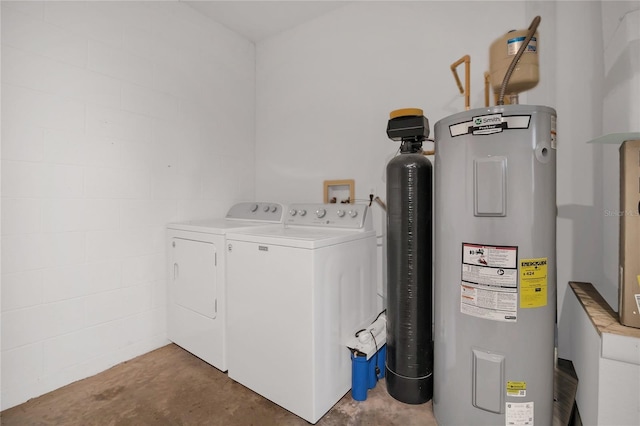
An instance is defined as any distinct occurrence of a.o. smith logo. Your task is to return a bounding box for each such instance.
[475,116,502,126]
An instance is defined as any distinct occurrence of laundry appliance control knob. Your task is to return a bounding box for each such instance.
[315,208,326,218]
[298,209,307,216]
[289,209,297,216]
[336,209,346,217]
[348,210,358,218]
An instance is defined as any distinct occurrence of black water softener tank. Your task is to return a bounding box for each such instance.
[385,108,433,404]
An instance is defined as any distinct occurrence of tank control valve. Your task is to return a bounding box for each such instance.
[386,108,430,153]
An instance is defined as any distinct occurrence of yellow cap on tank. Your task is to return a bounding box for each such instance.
[389,108,424,119]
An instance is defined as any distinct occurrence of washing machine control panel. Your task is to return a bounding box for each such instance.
[286,203,370,229]
[226,202,285,222]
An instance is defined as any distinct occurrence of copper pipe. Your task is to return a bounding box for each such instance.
[373,196,387,212]
[484,71,490,107]
[450,55,471,110]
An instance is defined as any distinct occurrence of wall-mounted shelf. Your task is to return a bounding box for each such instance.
[587,132,640,144]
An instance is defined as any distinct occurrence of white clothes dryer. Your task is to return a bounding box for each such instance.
[225,203,378,424]
[166,202,285,371]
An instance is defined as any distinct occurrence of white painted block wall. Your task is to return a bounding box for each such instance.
[1,1,255,409]
[254,1,530,206]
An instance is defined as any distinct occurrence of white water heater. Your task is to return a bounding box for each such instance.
[433,104,557,425]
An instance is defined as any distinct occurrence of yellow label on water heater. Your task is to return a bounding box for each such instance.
[507,381,527,397]
[520,258,548,308]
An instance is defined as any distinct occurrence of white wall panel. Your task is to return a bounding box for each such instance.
[121,81,179,119]
[1,6,87,67]
[39,298,85,339]
[1,270,43,311]
[43,331,88,375]
[1,121,44,161]
[1,232,84,274]
[254,1,529,206]
[43,264,93,302]
[82,261,122,295]
[42,128,87,165]
[84,285,152,327]
[121,254,164,287]
[85,104,126,140]
[120,200,177,230]
[87,40,153,87]
[150,168,201,200]
[1,343,43,390]
[83,167,150,199]
[40,198,86,232]
[1,305,47,350]
[1,198,41,235]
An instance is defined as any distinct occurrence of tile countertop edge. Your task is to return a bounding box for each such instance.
[570,282,640,365]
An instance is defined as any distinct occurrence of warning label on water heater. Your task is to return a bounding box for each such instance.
[461,243,519,322]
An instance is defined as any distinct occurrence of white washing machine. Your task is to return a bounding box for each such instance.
[166,202,285,371]
[226,203,378,424]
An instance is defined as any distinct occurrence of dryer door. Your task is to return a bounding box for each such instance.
[171,237,217,319]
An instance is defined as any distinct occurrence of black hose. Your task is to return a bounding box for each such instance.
[497,16,541,105]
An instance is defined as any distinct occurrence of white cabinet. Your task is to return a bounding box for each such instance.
[568,282,640,426]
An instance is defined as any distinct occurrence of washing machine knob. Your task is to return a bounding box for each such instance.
[336,209,346,217]
[315,208,326,218]
[298,209,307,216]
[348,210,358,218]
[289,209,297,216]
[271,205,278,212]
[250,204,259,212]
[263,205,270,212]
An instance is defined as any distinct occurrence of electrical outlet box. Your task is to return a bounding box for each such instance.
[619,140,640,328]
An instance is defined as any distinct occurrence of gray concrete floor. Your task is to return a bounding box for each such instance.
[0,344,438,425]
